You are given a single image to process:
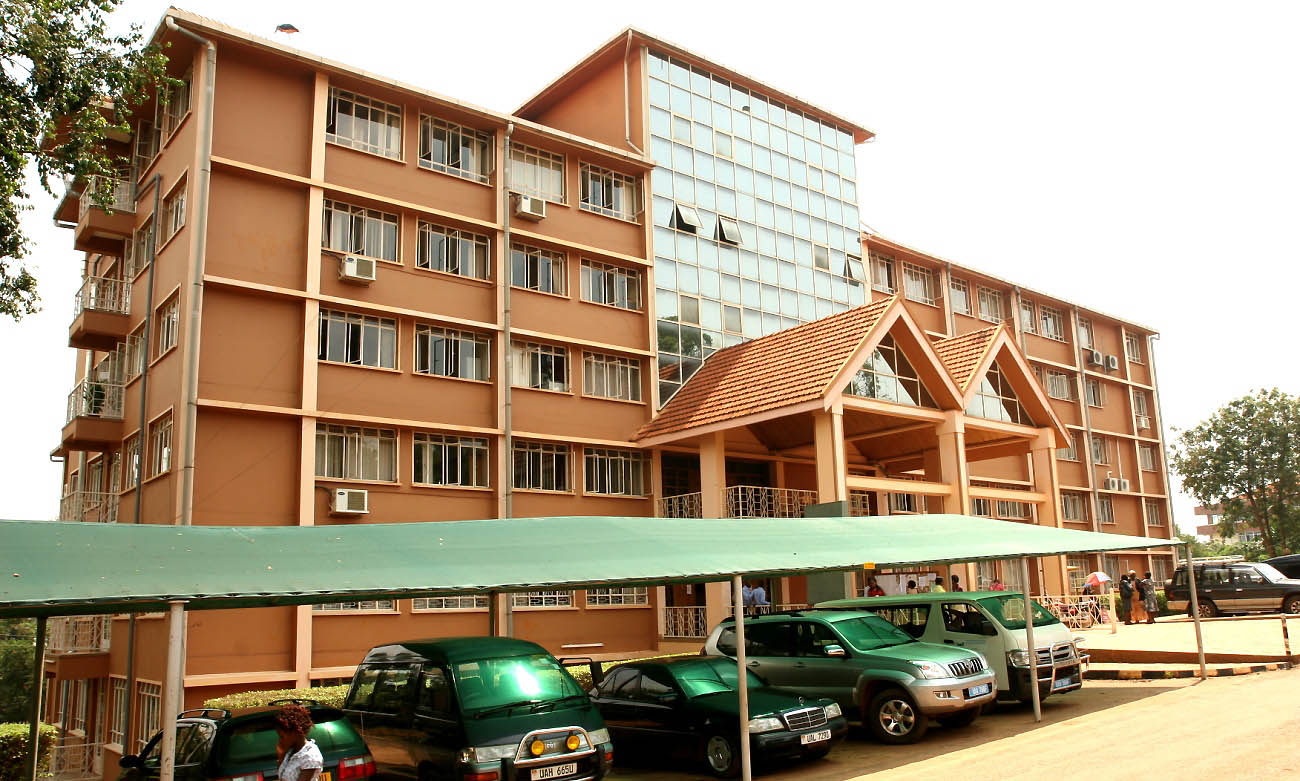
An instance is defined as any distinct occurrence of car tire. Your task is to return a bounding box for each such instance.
[866,688,928,744]
[1191,600,1217,618]
[937,707,981,729]
[1284,596,1300,616]
[703,733,740,778]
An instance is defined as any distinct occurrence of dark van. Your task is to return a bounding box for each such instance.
[344,637,612,781]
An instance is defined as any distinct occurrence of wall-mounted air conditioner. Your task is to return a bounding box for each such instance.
[339,255,377,285]
[330,488,369,515]
[1086,350,1104,367]
[1103,477,1121,491]
[512,193,547,221]
[1119,479,1131,491]
[1105,355,1120,371]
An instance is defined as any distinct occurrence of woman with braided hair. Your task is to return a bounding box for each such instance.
[273,704,323,781]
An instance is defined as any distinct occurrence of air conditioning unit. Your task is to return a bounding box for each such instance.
[1136,414,1152,430]
[512,193,547,221]
[1102,477,1121,491]
[1119,479,1132,491]
[339,255,377,285]
[1105,355,1120,371]
[1086,350,1104,367]
[330,488,369,515]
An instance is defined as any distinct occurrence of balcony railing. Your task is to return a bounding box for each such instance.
[77,175,134,221]
[72,275,131,318]
[59,491,119,523]
[47,616,111,654]
[66,379,125,423]
[725,485,818,518]
[658,492,703,519]
[49,741,104,781]
[662,606,708,638]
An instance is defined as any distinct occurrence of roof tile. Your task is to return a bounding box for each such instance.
[931,326,1001,392]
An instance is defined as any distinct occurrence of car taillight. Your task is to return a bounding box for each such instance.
[463,773,498,781]
[337,755,376,780]
[215,774,263,781]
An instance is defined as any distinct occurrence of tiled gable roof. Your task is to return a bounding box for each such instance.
[636,298,895,440]
[932,326,1002,392]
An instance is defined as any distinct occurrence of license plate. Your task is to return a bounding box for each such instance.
[1053,676,1076,690]
[966,683,992,698]
[800,729,832,745]
[530,762,578,780]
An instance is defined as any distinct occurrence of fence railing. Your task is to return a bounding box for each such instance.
[1040,593,1116,630]
[662,606,708,638]
[59,491,119,523]
[77,175,134,220]
[73,275,131,318]
[49,741,104,781]
[658,492,703,519]
[65,379,125,423]
[47,617,111,654]
[725,485,818,518]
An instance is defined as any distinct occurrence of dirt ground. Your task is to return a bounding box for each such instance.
[609,669,1300,780]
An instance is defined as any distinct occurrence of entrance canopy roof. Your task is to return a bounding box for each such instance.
[0,516,1174,618]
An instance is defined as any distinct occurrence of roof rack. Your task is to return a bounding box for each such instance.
[1188,555,1245,564]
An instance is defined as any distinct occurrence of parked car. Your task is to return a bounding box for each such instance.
[817,592,1085,703]
[1166,560,1300,616]
[120,701,375,781]
[343,637,612,781]
[589,655,847,777]
[702,610,995,744]
[1266,553,1300,580]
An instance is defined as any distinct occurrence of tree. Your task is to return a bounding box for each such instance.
[1175,533,1266,562]
[1,0,170,320]
[0,618,37,723]
[1170,389,1300,558]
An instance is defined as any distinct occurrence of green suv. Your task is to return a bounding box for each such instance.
[703,611,996,744]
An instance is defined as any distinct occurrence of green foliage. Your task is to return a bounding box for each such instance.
[1175,533,1267,562]
[0,0,172,320]
[0,620,37,724]
[0,722,57,781]
[202,685,350,710]
[1170,389,1300,558]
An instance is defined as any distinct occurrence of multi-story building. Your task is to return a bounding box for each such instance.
[41,12,1173,774]
[1193,503,1261,543]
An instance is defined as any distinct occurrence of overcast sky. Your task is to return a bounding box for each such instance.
[3,0,1296,534]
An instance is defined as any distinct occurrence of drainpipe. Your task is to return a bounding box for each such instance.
[623,31,645,156]
[502,122,515,637]
[944,261,956,335]
[1074,305,1102,535]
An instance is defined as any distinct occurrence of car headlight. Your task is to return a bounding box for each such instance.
[747,716,784,734]
[1007,649,1031,667]
[587,728,611,746]
[823,702,842,719]
[910,660,947,679]
[459,744,516,763]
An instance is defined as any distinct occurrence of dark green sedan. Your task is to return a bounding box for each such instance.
[588,657,847,777]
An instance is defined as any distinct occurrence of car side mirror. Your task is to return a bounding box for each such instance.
[119,756,142,769]
[823,644,846,658]
[658,693,681,705]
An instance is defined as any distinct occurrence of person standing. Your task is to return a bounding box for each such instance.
[1140,571,1158,624]
[1128,570,1149,624]
[274,705,322,781]
[906,579,919,594]
[990,577,1006,591]
[932,576,946,593]
[1118,574,1133,625]
[866,577,886,597]
[751,581,769,612]
[951,574,964,592]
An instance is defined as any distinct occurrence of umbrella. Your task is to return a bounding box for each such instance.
[1085,571,1112,589]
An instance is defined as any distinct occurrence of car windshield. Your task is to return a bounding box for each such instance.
[1253,563,1288,582]
[671,660,765,698]
[976,595,1061,630]
[830,615,914,650]
[452,654,583,714]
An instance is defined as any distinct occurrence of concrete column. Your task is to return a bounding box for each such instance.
[700,432,731,628]
[937,411,976,589]
[813,408,847,503]
[1031,427,1069,593]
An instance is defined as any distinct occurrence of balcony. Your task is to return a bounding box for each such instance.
[59,491,119,523]
[47,616,111,654]
[656,486,820,519]
[662,605,707,638]
[73,176,135,254]
[60,379,125,452]
[658,492,702,519]
[48,742,104,781]
[68,276,131,351]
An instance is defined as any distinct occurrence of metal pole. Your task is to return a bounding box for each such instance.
[732,576,752,781]
[1282,614,1291,658]
[1183,544,1207,680]
[159,601,186,781]
[488,591,499,637]
[1107,585,1118,635]
[26,616,47,781]
[501,122,515,638]
[1020,559,1041,722]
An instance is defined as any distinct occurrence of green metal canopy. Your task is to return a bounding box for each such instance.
[0,514,1173,617]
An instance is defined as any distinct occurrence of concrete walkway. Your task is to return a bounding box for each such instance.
[1075,614,1296,662]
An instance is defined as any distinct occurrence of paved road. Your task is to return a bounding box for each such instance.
[608,670,1300,779]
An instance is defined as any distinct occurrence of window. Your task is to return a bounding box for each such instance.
[996,500,1031,519]
[509,143,565,202]
[109,452,121,493]
[413,596,488,610]
[1134,391,1150,417]
[416,222,489,280]
[418,116,491,182]
[966,363,1032,424]
[889,493,920,513]
[1140,445,1158,471]
[1040,306,1066,341]
[158,72,191,138]
[161,180,186,244]
[1077,317,1094,349]
[71,679,88,732]
[581,260,642,310]
[584,448,648,496]
[314,424,397,482]
[580,163,641,220]
[511,341,569,391]
[511,591,573,608]
[1057,432,1078,461]
[155,297,178,358]
[108,678,126,746]
[1085,378,1105,407]
[125,327,145,380]
[1125,333,1144,363]
[326,87,402,159]
[813,245,830,270]
[868,252,896,293]
[513,441,570,492]
[847,333,936,408]
[1045,370,1075,400]
[313,600,396,612]
[318,310,397,369]
[510,243,567,295]
[414,325,489,381]
[901,262,936,305]
[970,498,992,517]
[1144,499,1164,525]
[127,219,153,277]
[1097,496,1115,524]
[133,119,159,176]
[977,287,1004,323]
[672,203,702,232]
[413,433,489,488]
[124,435,140,489]
[1061,492,1088,522]
[148,414,172,479]
[322,199,399,261]
[717,217,742,244]
[1091,435,1110,465]
[586,587,648,606]
[134,683,161,753]
[949,277,971,315]
[1019,300,1037,334]
[583,352,642,401]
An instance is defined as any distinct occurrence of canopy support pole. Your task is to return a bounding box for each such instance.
[1107,585,1117,634]
[159,601,186,781]
[25,616,46,781]
[1183,543,1207,680]
[732,575,752,781]
[1021,558,1041,723]
[488,591,499,637]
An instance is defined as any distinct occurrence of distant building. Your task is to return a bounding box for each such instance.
[1194,503,1262,543]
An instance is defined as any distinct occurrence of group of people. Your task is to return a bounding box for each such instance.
[865,574,965,596]
[740,581,770,613]
[1118,570,1159,624]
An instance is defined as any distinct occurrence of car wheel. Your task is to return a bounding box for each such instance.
[703,733,740,778]
[1191,600,1217,618]
[1284,596,1300,616]
[937,707,980,729]
[867,688,929,744]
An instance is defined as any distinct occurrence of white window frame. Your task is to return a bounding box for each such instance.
[949,277,971,315]
[580,259,642,310]
[977,287,1004,323]
[1134,391,1150,417]
[413,433,490,488]
[134,682,161,753]
[586,587,649,607]
[1057,432,1079,461]
[1091,435,1110,465]
[1046,370,1075,400]
[322,199,400,262]
[996,500,1031,519]
[1098,495,1116,524]
[1140,444,1158,472]
[157,71,191,140]
[1040,306,1066,341]
[512,441,571,492]
[123,434,140,489]
[1125,332,1145,363]
[148,413,172,479]
[414,325,490,381]
[313,600,397,613]
[583,352,642,402]
[901,262,936,305]
[413,596,489,611]
[1019,299,1037,334]
[868,252,896,293]
[1144,499,1164,525]
[717,216,742,245]
[1078,317,1094,349]
[511,591,574,608]
[108,677,127,747]
[511,243,567,296]
[509,143,565,203]
[326,87,403,159]
[318,309,398,369]
[970,498,992,517]
[583,447,649,497]
[161,179,186,245]
[580,162,641,221]
[511,341,569,392]
[155,296,179,358]
[1085,378,1105,408]
[418,115,492,183]
[1061,492,1088,522]
[416,221,490,280]
[314,424,398,482]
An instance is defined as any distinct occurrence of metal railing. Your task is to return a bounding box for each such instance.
[1041,593,1113,630]
[662,605,708,638]
[66,379,125,423]
[58,491,119,523]
[47,617,111,654]
[49,741,104,781]
[659,492,703,519]
[72,275,131,317]
[77,175,134,220]
[726,485,818,518]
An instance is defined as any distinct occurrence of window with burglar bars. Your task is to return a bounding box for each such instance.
[1098,496,1116,524]
[512,591,573,608]
[313,600,396,612]
[868,252,896,293]
[127,219,153,278]
[1057,432,1079,461]
[901,262,936,305]
[412,433,489,488]
[124,435,140,489]
[1040,306,1066,341]
[161,179,186,244]
[1140,445,1158,471]
[315,424,397,482]
[1077,317,1094,349]
[511,341,569,391]
[1019,300,1037,334]
[977,287,1004,323]
[414,325,489,381]
[1144,499,1164,525]
[584,448,648,496]
[580,163,641,220]
[318,309,397,369]
[322,199,399,262]
[148,413,172,479]
[158,72,191,139]
[512,441,570,492]
[1091,434,1110,465]
[996,500,1031,519]
[417,222,489,280]
[1086,378,1105,407]
[970,498,992,517]
[419,115,491,182]
[155,297,179,359]
[327,88,402,159]
[581,259,642,310]
[949,277,971,315]
[1125,332,1145,363]
[510,243,567,295]
[1134,391,1150,417]
[1061,492,1088,522]
[583,352,642,401]
[413,596,489,610]
[509,143,565,202]
[134,683,161,753]
[108,678,126,746]
[587,587,648,606]
[1045,370,1075,400]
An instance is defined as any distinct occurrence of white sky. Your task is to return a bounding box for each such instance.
[3,0,1297,533]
